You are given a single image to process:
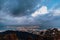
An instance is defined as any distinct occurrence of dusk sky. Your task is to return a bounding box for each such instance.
[0,0,60,30]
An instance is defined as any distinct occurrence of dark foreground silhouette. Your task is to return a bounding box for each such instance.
[0,28,60,40]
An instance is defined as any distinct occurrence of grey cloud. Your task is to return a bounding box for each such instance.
[0,0,41,17]
[0,0,41,25]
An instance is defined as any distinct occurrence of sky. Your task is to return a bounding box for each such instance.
[0,0,60,30]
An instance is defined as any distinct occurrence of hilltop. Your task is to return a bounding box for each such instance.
[0,28,60,40]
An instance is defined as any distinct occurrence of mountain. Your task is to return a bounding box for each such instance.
[0,28,60,40]
[0,30,37,40]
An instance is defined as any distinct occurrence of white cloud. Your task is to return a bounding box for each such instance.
[53,9,60,16]
[31,6,48,17]
[50,9,60,16]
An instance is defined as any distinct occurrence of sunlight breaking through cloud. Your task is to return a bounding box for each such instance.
[31,6,48,17]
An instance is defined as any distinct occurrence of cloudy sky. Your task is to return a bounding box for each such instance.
[0,0,60,30]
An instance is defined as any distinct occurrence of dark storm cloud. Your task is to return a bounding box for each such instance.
[0,0,41,25]
[0,0,41,17]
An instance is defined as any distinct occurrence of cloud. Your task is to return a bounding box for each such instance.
[50,9,60,16]
[0,0,41,17]
[0,0,41,25]
[1,5,60,29]
[0,0,60,30]
[0,0,42,25]
[31,6,48,17]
